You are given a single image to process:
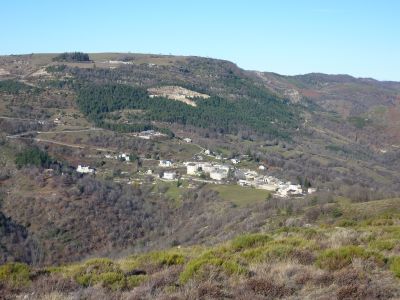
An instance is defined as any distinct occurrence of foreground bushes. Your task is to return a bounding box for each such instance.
[67,258,146,291]
[2,225,400,298]
[0,262,31,289]
[179,251,247,284]
[316,246,384,271]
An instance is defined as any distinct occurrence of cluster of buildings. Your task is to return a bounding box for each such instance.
[185,162,230,181]
[183,160,316,198]
[236,170,316,197]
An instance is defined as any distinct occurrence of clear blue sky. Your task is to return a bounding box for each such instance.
[2,0,400,80]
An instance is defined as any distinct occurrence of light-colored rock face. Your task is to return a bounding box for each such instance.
[0,68,10,76]
[283,89,302,103]
[148,86,210,106]
[252,71,303,103]
[30,68,50,77]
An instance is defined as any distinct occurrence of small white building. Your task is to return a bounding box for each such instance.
[308,188,317,194]
[238,180,249,186]
[198,162,214,173]
[187,163,199,175]
[146,169,153,175]
[258,165,266,170]
[256,183,277,191]
[231,158,240,164]
[118,153,130,162]
[204,149,211,155]
[76,165,95,174]
[163,171,176,180]
[183,138,192,143]
[244,170,258,181]
[210,169,228,181]
[288,184,302,194]
[159,160,172,167]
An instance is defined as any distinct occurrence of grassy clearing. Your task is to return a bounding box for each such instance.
[154,180,188,206]
[346,198,400,220]
[210,184,271,207]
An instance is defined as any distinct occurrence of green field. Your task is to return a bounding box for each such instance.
[211,184,271,207]
[155,180,188,207]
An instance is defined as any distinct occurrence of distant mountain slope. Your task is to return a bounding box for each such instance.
[250,70,400,145]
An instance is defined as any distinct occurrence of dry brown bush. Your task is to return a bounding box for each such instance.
[30,273,80,296]
[245,277,294,298]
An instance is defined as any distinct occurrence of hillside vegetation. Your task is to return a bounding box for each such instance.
[76,83,299,138]
[1,207,399,299]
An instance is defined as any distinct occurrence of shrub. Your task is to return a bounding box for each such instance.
[337,219,357,227]
[149,251,185,266]
[241,244,295,263]
[122,251,185,273]
[179,254,246,284]
[231,234,272,251]
[0,262,31,289]
[245,277,294,298]
[369,240,396,251]
[126,274,147,289]
[316,246,384,271]
[73,258,126,291]
[389,256,400,278]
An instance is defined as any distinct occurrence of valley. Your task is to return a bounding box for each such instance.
[0,52,399,299]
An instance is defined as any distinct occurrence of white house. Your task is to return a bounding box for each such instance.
[216,164,230,172]
[231,158,240,164]
[159,160,172,167]
[258,165,266,170]
[76,165,95,174]
[204,149,211,155]
[244,170,258,181]
[256,183,277,191]
[187,163,199,175]
[118,153,130,162]
[183,138,192,143]
[163,171,176,180]
[308,187,317,194]
[210,169,228,181]
[288,184,302,194]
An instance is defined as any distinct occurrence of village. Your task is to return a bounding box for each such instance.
[75,133,316,198]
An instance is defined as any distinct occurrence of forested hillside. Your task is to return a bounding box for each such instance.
[76,83,299,139]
